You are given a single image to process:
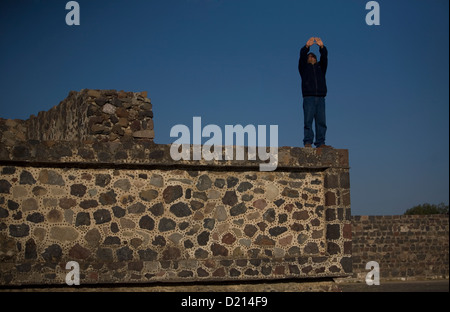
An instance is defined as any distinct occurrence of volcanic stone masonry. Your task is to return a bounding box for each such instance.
[351,214,449,280]
[0,89,352,286]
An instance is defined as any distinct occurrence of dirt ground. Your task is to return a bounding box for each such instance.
[0,278,448,292]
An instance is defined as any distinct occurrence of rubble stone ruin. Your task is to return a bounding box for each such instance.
[0,89,352,286]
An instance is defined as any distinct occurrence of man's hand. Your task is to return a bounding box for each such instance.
[315,37,324,48]
[306,37,315,48]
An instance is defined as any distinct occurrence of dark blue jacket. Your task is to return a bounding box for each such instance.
[298,45,328,97]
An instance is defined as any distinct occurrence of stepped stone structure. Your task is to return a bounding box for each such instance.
[0,89,352,286]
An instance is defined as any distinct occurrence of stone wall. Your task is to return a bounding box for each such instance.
[0,89,154,148]
[0,89,352,286]
[351,214,449,280]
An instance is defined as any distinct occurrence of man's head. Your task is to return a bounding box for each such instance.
[307,52,317,64]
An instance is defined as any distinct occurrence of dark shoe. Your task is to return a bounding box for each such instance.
[317,144,333,149]
[304,144,312,148]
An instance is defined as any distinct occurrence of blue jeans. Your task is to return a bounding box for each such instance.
[303,96,327,147]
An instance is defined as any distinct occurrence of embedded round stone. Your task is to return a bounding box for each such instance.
[263,208,276,222]
[190,200,204,211]
[112,206,126,218]
[327,242,341,255]
[222,191,238,206]
[50,226,79,242]
[9,224,30,237]
[138,248,158,261]
[84,228,101,246]
[214,179,225,188]
[244,224,258,237]
[0,207,9,218]
[226,177,239,188]
[211,243,228,257]
[59,198,77,209]
[19,171,36,185]
[159,217,176,232]
[39,170,65,186]
[269,226,287,237]
[196,175,212,191]
[170,202,192,217]
[70,184,87,197]
[281,187,299,198]
[32,186,47,196]
[0,180,11,194]
[93,209,112,224]
[152,235,166,246]
[265,183,279,200]
[255,235,275,246]
[95,174,111,187]
[99,190,117,205]
[128,202,146,214]
[163,185,183,204]
[150,174,164,187]
[139,215,155,230]
[162,246,181,260]
[237,182,253,192]
[114,179,131,191]
[116,246,133,261]
[197,231,210,246]
[297,234,308,244]
[253,199,267,210]
[22,198,38,211]
[96,248,113,262]
[222,233,236,244]
[26,212,44,223]
[203,218,215,230]
[42,244,63,263]
[293,210,309,220]
[149,203,164,216]
[79,200,98,209]
[139,189,158,202]
[230,202,247,216]
[75,212,91,226]
[304,242,319,254]
[24,239,36,259]
[194,248,209,259]
[69,244,91,260]
[214,205,227,221]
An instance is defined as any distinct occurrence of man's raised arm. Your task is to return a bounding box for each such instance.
[315,37,328,74]
[299,37,315,73]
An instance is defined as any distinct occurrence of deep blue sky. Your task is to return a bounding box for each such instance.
[0,0,448,215]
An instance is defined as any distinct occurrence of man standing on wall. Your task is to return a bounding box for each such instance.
[298,37,332,148]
